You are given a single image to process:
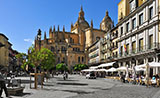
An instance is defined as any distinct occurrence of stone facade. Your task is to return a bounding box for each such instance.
[34,7,112,70]
[0,33,12,68]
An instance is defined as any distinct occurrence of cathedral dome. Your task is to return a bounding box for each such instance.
[101,10,112,23]
[100,10,113,31]
[74,6,90,29]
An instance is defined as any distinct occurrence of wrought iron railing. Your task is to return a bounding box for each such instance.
[118,42,160,58]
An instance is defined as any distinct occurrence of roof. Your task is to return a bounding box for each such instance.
[0,33,9,40]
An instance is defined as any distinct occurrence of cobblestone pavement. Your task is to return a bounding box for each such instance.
[1,75,160,98]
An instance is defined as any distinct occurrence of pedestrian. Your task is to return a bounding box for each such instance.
[0,72,8,98]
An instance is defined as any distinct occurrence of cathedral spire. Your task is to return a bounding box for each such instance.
[71,22,73,30]
[91,19,93,28]
[53,25,55,32]
[44,31,47,40]
[106,10,108,17]
[58,25,60,32]
[63,25,65,32]
[79,5,85,20]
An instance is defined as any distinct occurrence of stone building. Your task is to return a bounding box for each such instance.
[0,33,12,69]
[117,0,160,76]
[34,7,112,70]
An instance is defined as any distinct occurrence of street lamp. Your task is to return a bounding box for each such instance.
[37,29,41,51]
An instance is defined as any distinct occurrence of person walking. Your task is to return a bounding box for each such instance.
[0,73,8,98]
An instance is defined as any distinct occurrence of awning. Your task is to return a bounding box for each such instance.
[137,62,160,68]
[89,66,98,69]
[106,67,117,72]
[149,62,160,68]
[81,69,96,72]
[117,66,132,71]
[98,62,115,68]
[96,69,108,72]
[135,66,146,72]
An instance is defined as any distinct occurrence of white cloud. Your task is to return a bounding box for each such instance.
[24,39,34,45]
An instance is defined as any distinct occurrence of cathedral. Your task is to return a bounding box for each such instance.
[34,6,113,71]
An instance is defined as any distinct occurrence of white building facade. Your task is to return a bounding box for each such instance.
[117,0,160,76]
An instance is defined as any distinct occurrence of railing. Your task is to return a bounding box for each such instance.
[89,46,99,53]
[118,42,160,58]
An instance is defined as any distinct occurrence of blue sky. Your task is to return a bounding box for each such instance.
[0,0,121,53]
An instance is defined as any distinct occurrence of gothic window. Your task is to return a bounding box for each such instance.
[78,57,80,63]
[50,46,54,52]
[82,57,84,62]
[96,37,100,40]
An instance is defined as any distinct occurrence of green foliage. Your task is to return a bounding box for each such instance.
[56,63,68,72]
[39,48,55,70]
[73,64,88,71]
[27,45,55,72]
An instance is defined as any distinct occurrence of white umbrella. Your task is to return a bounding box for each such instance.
[149,62,160,68]
[98,62,115,68]
[117,66,132,71]
[135,66,146,72]
[89,66,98,69]
[81,69,96,72]
[96,69,108,72]
[106,67,117,72]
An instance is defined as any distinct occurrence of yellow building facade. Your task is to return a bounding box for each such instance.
[0,33,12,68]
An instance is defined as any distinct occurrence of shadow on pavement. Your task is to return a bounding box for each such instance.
[57,82,88,86]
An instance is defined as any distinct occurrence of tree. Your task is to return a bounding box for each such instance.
[56,63,68,72]
[39,48,55,71]
[15,53,27,72]
[73,64,88,71]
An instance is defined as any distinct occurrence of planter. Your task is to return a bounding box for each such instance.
[7,87,25,96]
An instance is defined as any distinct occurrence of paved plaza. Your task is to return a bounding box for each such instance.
[1,75,160,98]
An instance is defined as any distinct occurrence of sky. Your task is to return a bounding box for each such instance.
[0,0,121,53]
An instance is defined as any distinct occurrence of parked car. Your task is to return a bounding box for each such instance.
[86,72,96,79]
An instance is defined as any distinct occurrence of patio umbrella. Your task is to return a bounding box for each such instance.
[106,67,117,72]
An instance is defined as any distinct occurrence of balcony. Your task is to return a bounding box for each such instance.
[118,43,160,59]
[89,46,99,53]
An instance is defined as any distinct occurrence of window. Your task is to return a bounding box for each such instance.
[132,41,136,53]
[120,46,123,56]
[126,44,129,54]
[50,46,54,52]
[149,35,153,49]
[139,38,143,51]
[132,18,136,29]
[121,27,123,35]
[126,23,129,33]
[96,37,100,40]
[82,57,84,62]
[78,57,80,63]
[149,7,153,19]
[139,13,143,25]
